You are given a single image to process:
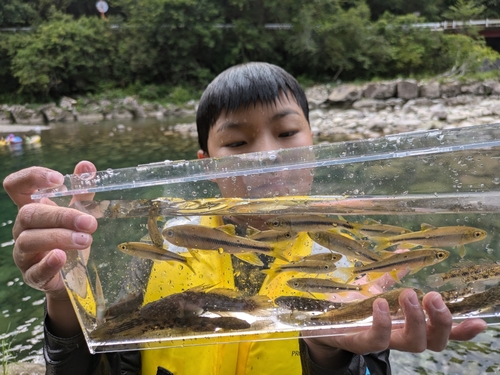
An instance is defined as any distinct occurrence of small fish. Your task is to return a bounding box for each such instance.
[105,291,144,320]
[357,219,412,237]
[286,277,365,294]
[274,296,342,312]
[266,214,361,234]
[92,264,106,325]
[147,202,165,248]
[117,242,197,273]
[247,228,298,243]
[439,286,474,303]
[444,283,500,315]
[91,288,267,338]
[427,261,500,288]
[139,289,271,320]
[311,288,424,322]
[263,253,340,280]
[92,314,251,339]
[344,249,450,282]
[307,230,381,263]
[118,241,188,263]
[372,224,487,256]
[162,224,291,263]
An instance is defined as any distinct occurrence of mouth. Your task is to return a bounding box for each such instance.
[245,179,291,198]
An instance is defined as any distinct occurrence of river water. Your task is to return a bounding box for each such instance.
[0,117,499,372]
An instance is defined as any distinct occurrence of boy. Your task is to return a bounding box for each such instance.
[3,62,487,375]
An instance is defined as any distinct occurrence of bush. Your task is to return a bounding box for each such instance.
[8,12,114,98]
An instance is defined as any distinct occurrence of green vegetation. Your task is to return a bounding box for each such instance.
[1,327,14,375]
[0,0,499,103]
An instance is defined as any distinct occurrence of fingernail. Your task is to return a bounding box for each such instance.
[72,232,91,246]
[47,171,64,185]
[46,252,60,268]
[407,292,420,307]
[431,294,447,311]
[75,215,95,231]
[376,299,389,314]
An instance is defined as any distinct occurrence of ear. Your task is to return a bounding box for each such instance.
[197,149,209,159]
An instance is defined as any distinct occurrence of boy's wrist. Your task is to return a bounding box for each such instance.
[46,293,82,338]
[302,337,355,369]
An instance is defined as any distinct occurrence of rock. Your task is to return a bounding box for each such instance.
[461,82,486,96]
[9,105,45,125]
[447,113,468,123]
[420,81,440,99]
[397,80,419,99]
[59,96,77,110]
[430,103,448,121]
[306,85,330,107]
[385,98,405,108]
[363,82,397,99]
[352,99,386,110]
[444,95,480,106]
[39,104,76,123]
[7,362,45,375]
[122,96,147,119]
[172,122,197,137]
[440,81,462,97]
[484,80,500,95]
[99,99,113,119]
[327,84,362,103]
[0,104,12,124]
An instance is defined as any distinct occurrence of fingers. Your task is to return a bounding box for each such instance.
[304,298,393,355]
[449,318,487,341]
[421,292,453,351]
[305,289,487,360]
[21,249,68,294]
[70,161,97,203]
[389,289,428,352]
[12,203,96,293]
[3,166,64,207]
[13,203,97,239]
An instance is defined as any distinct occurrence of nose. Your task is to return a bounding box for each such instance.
[254,133,283,152]
[254,136,284,163]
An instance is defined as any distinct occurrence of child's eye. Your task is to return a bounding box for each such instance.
[225,141,246,148]
[279,131,298,138]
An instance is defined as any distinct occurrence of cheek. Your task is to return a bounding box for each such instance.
[215,177,250,198]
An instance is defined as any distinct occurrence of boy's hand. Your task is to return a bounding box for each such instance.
[302,289,487,369]
[3,162,98,336]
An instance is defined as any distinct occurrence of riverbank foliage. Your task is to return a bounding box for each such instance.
[0,0,499,102]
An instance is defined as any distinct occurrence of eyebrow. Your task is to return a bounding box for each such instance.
[216,121,242,134]
[271,108,301,121]
[216,108,301,134]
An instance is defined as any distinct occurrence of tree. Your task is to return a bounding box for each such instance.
[367,0,447,21]
[284,0,392,80]
[0,0,37,27]
[8,12,114,97]
[442,0,485,21]
[114,0,223,86]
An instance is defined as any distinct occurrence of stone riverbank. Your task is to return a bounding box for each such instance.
[1,77,500,139]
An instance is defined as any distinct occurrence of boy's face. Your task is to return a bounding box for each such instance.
[198,92,314,198]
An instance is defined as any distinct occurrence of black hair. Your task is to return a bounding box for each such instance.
[196,62,309,153]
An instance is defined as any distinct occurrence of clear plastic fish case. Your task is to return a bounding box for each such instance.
[33,123,500,353]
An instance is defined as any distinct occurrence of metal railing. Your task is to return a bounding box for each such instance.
[1,20,500,33]
[412,19,500,30]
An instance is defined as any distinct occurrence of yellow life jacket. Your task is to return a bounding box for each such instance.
[141,216,313,375]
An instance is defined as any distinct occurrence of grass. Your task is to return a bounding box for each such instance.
[1,326,15,375]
